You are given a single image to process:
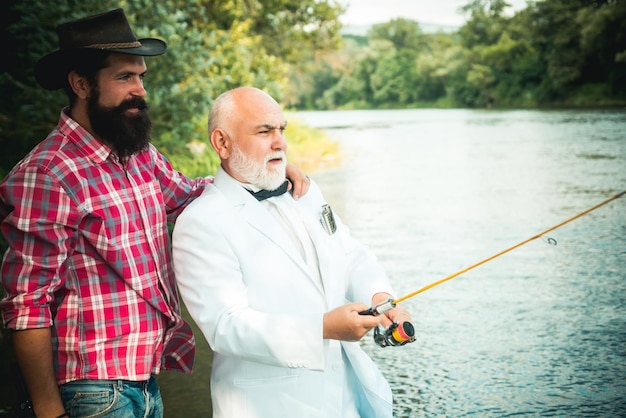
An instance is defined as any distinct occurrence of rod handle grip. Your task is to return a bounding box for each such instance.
[359,298,396,316]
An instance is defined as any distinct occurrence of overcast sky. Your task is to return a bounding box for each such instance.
[339,0,530,27]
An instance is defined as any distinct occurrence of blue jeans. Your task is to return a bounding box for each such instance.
[59,376,163,418]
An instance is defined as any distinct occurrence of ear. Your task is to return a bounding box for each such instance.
[67,70,90,100]
[210,128,232,159]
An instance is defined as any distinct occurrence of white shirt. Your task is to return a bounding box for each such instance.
[246,185,360,416]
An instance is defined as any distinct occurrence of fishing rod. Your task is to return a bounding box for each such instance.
[361,190,626,347]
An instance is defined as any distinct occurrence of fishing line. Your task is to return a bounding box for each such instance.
[362,190,624,347]
[361,190,625,338]
[391,190,625,306]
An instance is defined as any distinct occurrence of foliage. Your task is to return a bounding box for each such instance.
[0,0,343,177]
[292,0,626,110]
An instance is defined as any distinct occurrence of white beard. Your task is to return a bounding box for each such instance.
[229,145,287,190]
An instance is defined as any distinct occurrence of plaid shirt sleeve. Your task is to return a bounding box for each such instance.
[0,163,78,330]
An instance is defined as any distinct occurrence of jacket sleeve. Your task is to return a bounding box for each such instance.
[172,188,326,370]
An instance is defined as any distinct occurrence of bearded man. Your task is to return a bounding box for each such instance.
[0,10,308,418]
[172,87,414,418]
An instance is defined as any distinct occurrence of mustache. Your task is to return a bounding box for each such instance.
[265,151,286,163]
[116,97,149,113]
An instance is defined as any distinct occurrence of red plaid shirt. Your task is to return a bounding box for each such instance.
[0,110,211,384]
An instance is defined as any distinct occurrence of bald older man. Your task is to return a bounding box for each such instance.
[172,87,413,418]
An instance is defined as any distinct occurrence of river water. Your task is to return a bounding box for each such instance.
[295,108,626,417]
[159,108,626,417]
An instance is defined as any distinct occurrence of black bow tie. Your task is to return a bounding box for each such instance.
[247,181,289,201]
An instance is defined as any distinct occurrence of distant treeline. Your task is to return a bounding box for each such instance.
[288,0,626,109]
[1,0,624,179]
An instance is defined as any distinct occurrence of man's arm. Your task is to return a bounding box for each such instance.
[322,302,381,341]
[12,328,66,418]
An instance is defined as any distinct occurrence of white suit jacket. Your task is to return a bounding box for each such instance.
[173,167,395,418]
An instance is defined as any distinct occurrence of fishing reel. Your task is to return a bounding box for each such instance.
[374,321,415,348]
[360,298,416,348]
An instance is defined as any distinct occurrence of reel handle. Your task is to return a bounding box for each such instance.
[359,298,416,347]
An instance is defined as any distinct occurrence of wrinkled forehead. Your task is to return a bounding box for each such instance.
[237,94,285,128]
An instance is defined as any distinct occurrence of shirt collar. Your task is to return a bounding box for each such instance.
[58,108,114,165]
[231,176,286,198]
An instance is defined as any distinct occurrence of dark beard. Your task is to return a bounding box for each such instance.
[88,89,152,158]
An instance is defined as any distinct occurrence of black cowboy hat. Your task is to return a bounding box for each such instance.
[35,8,167,90]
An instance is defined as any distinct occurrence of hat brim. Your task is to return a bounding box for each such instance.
[35,38,167,90]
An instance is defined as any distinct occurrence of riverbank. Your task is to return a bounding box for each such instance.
[284,115,341,173]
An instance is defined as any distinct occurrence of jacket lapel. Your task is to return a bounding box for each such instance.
[214,168,322,290]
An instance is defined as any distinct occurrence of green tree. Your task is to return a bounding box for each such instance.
[0,0,344,178]
[0,1,98,177]
[528,0,586,96]
[479,31,542,105]
[576,0,626,96]
[369,18,425,50]
[332,45,382,108]
[459,0,512,49]
[367,19,428,106]
[414,33,454,103]
[289,37,361,110]
[203,0,344,62]
[525,0,626,101]
[370,43,420,106]
[293,33,382,110]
